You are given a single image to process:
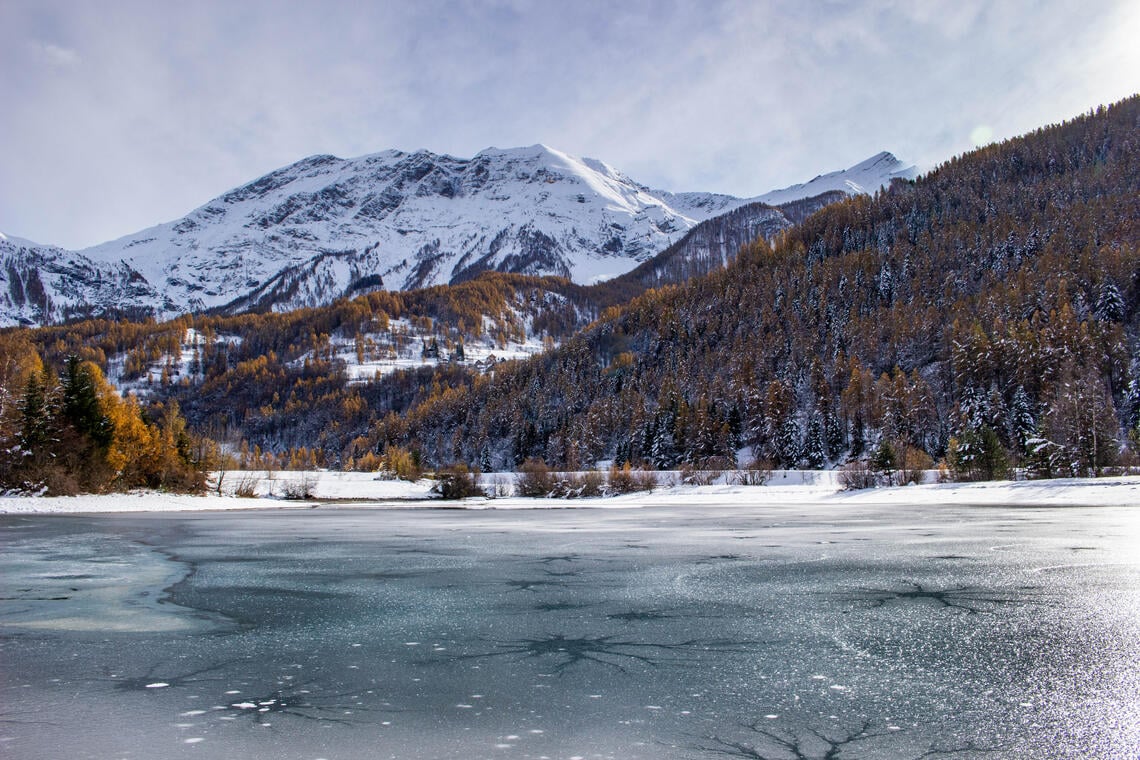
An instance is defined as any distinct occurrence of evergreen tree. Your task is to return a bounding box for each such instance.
[824,409,845,459]
[775,417,801,468]
[18,370,54,458]
[61,356,113,449]
[1094,281,1125,323]
[650,407,678,469]
[949,426,1010,481]
[870,439,898,485]
[802,414,826,469]
[1009,385,1036,455]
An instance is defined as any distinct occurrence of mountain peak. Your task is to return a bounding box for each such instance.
[754,150,918,206]
[848,150,913,175]
[5,146,914,325]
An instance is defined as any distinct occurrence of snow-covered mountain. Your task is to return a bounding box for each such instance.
[752,151,916,206]
[1,147,915,326]
[0,233,171,326]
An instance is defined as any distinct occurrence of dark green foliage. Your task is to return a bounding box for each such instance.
[18,369,54,455]
[870,440,898,485]
[803,416,826,469]
[1095,281,1125,323]
[61,356,113,449]
[950,427,1011,482]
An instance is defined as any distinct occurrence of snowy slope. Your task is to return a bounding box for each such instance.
[0,235,169,326]
[753,151,915,206]
[77,145,723,313]
[6,148,915,324]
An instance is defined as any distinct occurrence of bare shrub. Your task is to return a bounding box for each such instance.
[281,472,318,500]
[897,444,934,485]
[233,473,260,498]
[552,471,607,498]
[607,462,636,494]
[577,471,605,498]
[632,468,658,492]
[732,468,768,486]
[482,475,513,498]
[702,456,737,471]
[838,460,877,490]
[731,458,772,486]
[680,464,717,486]
[433,464,483,500]
[516,458,556,497]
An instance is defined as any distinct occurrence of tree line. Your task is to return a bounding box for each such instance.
[3,96,1137,487]
[1,332,206,494]
[382,97,1140,477]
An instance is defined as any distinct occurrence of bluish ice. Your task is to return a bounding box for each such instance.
[2,502,1139,759]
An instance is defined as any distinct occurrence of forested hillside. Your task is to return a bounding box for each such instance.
[0,344,205,494]
[1,188,849,468]
[3,98,1136,484]
[381,97,1140,476]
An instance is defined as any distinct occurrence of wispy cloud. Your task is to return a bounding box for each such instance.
[32,41,80,67]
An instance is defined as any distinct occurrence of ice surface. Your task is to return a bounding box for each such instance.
[2,501,1139,759]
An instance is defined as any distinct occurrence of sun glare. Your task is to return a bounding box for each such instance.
[970,124,994,147]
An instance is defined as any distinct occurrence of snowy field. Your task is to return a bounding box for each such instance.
[2,471,1138,513]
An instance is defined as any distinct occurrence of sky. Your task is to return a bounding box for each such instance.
[2,0,1138,251]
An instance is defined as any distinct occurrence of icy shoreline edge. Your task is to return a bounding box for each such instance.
[2,472,1138,514]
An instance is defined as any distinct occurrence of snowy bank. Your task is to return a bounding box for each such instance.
[2,471,1138,514]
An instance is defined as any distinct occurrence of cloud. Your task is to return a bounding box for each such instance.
[32,41,80,67]
[1,0,1137,249]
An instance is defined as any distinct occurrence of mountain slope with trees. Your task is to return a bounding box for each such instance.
[2,98,1136,485]
[1,189,855,466]
[383,97,1140,477]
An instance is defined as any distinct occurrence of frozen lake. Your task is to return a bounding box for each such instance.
[2,502,1139,759]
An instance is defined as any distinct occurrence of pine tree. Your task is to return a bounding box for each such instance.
[18,370,54,457]
[803,414,825,469]
[1009,385,1036,455]
[870,439,898,485]
[775,417,801,468]
[61,356,113,449]
[650,407,678,469]
[1094,281,1125,323]
[949,426,1010,481]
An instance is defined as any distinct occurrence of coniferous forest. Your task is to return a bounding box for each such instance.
[2,96,1138,493]
[390,98,1139,475]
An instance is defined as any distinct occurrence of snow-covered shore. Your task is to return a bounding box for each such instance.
[1,470,1137,514]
